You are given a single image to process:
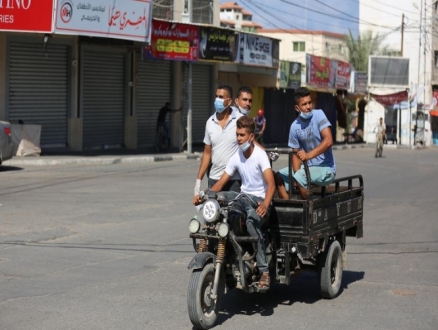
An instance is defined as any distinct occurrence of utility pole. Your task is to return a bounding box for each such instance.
[186,0,193,154]
[401,13,404,56]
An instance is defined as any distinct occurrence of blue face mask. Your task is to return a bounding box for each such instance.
[214,98,227,113]
[300,110,313,120]
[239,140,251,152]
[238,106,250,115]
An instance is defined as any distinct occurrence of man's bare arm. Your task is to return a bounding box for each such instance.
[210,172,231,192]
[196,144,212,180]
[297,127,333,161]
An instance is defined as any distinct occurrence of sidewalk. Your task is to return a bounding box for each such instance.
[1,142,412,167]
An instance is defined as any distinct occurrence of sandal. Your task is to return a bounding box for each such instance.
[258,272,270,289]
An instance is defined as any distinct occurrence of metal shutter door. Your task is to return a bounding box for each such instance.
[81,48,125,149]
[136,57,172,147]
[8,42,69,147]
[183,63,212,143]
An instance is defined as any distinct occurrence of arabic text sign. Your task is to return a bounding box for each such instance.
[355,72,368,93]
[0,0,53,32]
[143,20,198,61]
[55,0,152,42]
[199,27,235,62]
[236,33,274,67]
[335,60,351,89]
[306,54,333,88]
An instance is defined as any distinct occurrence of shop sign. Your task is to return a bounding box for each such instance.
[55,0,152,42]
[279,61,301,89]
[0,0,53,32]
[142,20,198,61]
[199,26,235,62]
[335,60,352,90]
[355,72,368,94]
[306,54,335,88]
[236,33,277,68]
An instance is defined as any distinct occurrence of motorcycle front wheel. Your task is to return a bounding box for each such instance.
[187,263,225,330]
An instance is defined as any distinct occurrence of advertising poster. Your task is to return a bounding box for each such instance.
[199,27,235,62]
[142,20,198,61]
[55,0,153,42]
[0,0,53,32]
[235,33,274,67]
[355,72,368,94]
[335,60,352,90]
[288,62,301,89]
[278,61,289,88]
[307,54,332,87]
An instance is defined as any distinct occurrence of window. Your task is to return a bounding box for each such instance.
[325,42,331,51]
[293,42,305,52]
[339,44,344,54]
[435,51,438,68]
[236,14,240,20]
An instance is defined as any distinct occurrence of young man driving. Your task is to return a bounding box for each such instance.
[275,87,336,200]
[193,116,275,289]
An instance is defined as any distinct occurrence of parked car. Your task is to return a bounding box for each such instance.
[0,121,14,165]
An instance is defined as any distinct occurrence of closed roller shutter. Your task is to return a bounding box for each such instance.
[136,57,172,147]
[183,63,212,143]
[81,47,125,149]
[8,42,69,147]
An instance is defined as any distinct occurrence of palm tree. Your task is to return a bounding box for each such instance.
[345,29,393,71]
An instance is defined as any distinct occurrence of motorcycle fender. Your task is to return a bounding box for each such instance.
[187,252,216,270]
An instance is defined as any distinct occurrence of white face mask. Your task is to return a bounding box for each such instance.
[300,110,313,120]
[238,106,250,115]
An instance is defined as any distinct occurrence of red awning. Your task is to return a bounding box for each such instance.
[371,91,408,106]
[430,110,438,117]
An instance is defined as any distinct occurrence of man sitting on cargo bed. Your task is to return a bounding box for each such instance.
[275,87,336,200]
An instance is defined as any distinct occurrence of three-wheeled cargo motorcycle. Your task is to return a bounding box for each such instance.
[186,150,364,329]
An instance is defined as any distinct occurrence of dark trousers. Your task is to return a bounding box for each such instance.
[208,178,241,192]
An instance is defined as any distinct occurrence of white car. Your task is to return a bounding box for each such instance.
[0,121,13,164]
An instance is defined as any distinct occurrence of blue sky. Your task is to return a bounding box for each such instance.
[221,0,359,36]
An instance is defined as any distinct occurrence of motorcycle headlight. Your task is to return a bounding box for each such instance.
[188,218,200,234]
[218,223,230,238]
[202,199,220,223]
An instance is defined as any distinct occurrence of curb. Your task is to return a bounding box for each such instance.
[3,153,201,167]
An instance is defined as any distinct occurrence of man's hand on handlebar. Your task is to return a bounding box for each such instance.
[296,150,310,161]
[193,194,203,206]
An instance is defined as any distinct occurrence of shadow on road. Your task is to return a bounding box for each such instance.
[211,270,365,327]
[0,165,23,172]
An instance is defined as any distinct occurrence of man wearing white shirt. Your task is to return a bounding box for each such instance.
[194,116,275,289]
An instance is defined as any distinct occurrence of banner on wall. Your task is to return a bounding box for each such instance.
[55,0,153,42]
[199,27,235,62]
[235,33,278,68]
[279,61,301,88]
[335,60,351,90]
[0,0,53,32]
[306,54,333,88]
[142,20,198,61]
[355,72,368,94]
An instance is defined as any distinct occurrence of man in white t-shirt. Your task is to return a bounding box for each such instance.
[194,116,275,289]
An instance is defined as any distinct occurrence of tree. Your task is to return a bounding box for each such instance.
[345,29,394,71]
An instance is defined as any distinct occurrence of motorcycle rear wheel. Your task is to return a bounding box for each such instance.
[187,263,224,330]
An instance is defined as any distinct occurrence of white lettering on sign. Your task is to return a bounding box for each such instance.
[0,14,14,23]
[0,0,31,9]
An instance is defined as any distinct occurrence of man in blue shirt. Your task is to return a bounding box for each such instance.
[275,87,336,200]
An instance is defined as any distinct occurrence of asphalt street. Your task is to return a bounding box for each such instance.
[0,147,437,330]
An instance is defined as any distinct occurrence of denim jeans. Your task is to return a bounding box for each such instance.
[219,191,270,273]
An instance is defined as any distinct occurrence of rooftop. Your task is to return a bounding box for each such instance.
[221,19,263,29]
[220,2,244,10]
